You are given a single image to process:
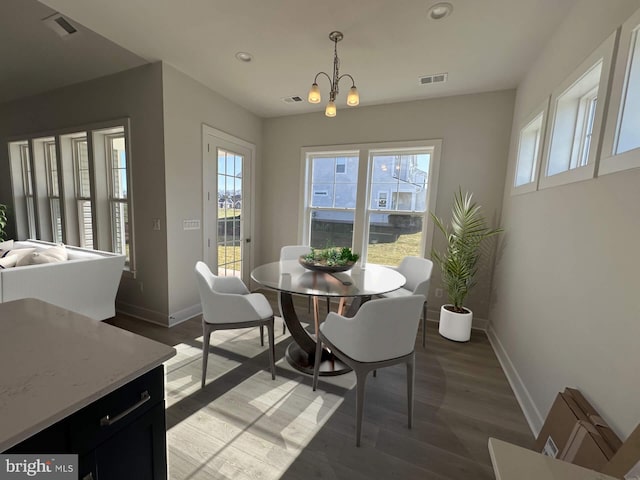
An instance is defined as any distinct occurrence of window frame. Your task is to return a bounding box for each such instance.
[300,140,441,265]
[600,9,640,176]
[538,30,617,190]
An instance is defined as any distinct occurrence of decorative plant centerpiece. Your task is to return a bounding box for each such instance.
[431,189,503,342]
[299,247,360,273]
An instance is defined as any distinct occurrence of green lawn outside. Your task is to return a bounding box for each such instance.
[216,208,422,269]
[217,208,241,269]
[366,231,422,266]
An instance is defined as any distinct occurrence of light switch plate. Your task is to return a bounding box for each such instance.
[183,219,201,230]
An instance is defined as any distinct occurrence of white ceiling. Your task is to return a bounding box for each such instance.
[8,0,579,117]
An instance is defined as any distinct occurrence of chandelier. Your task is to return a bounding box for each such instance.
[308,31,360,117]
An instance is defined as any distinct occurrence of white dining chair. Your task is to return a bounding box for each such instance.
[195,261,276,388]
[312,295,425,446]
[380,256,433,347]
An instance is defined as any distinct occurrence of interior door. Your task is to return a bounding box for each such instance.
[203,127,254,283]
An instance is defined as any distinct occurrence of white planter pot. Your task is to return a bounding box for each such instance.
[438,305,473,342]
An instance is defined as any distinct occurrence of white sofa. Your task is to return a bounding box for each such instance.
[0,240,125,320]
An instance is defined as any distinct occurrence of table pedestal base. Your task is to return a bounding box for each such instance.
[285,343,351,376]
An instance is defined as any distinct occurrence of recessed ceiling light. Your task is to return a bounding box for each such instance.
[235,52,253,62]
[428,2,453,20]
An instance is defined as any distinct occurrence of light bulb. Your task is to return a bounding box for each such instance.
[325,100,336,117]
[308,83,321,104]
[347,86,360,106]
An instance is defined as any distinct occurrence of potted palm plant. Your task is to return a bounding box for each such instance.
[431,189,503,342]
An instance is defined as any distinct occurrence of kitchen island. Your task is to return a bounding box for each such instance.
[0,298,176,479]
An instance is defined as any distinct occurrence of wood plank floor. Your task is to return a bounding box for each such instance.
[107,292,534,480]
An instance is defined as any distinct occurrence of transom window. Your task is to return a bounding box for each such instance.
[515,112,544,189]
[600,9,640,176]
[539,31,616,189]
[616,24,640,155]
[547,63,602,177]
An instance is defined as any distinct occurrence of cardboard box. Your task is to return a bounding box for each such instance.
[603,424,640,479]
[535,388,620,471]
[560,420,610,472]
[566,387,623,452]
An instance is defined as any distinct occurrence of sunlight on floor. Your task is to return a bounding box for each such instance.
[163,318,355,480]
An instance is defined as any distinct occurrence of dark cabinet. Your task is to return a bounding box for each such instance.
[7,366,167,480]
[78,403,166,480]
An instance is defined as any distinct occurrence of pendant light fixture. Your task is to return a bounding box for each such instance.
[308,31,360,117]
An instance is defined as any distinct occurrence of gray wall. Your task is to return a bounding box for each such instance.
[162,63,263,323]
[261,90,515,323]
[0,63,169,321]
[490,0,640,439]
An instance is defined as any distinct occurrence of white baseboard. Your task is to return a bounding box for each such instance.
[487,323,543,436]
[168,303,201,327]
[116,301,170,327]
[116,301,202,328]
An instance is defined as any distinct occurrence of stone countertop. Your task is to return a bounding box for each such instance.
[0,298,176,451]
[488,438,618,480]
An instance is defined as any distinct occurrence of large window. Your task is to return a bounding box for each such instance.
[7,119,134,274]
[18,142,37,238]
[367,151,430,265]
[106,132,131,267]
[308,153,359,249]
[302,141,441,267]
[72,136,93,248]
[44,140,63,243]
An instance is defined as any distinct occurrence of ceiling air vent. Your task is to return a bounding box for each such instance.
[419,72,448,85]
[42,13,79,38]
[282,96,304,104]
